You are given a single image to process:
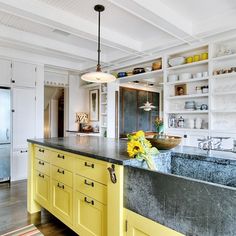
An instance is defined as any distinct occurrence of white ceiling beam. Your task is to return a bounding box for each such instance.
[0,0,141,52]
[109,0,195,49]
[0,24,99,62]
[194,9,236,38]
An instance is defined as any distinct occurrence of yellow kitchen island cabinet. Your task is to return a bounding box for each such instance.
[27,142,124,236]
[124,209,184,236]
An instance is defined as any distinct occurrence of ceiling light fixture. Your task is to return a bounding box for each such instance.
[81,5,116,83]
[139,91,156,112]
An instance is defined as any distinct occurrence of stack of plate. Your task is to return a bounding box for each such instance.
[185,101,195,110]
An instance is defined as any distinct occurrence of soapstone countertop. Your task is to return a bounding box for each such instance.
[27,136,236,166]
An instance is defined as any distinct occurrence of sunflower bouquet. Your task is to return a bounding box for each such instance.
[127,130,159,170]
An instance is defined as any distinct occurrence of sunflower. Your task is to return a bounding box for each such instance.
[127,140,144,157]
[135,130,145,138]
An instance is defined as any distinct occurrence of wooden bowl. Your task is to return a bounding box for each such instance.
[146,135,182,150]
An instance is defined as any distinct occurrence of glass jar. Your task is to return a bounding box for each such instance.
[178,116,184,128]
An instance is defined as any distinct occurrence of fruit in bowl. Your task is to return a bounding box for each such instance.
[146,134,182,150]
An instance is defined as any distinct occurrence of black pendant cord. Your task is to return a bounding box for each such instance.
[97,9,101,71]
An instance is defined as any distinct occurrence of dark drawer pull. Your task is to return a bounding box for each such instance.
[84,197,94,205]
[84,179,94,187]
[38,161,44,165]
[38,173,44,178]
[39,149,44,153]
[84,162,94,168]
[57,154,65,159]
[57,183,64,189]
[57,169,64,174]
[20,150,28,153]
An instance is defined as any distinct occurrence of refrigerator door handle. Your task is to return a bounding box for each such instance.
[6,128,10,141]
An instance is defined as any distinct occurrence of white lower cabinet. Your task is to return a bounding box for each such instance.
[11,149,28,181]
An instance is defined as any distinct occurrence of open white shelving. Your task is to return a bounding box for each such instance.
[212,53,236,62]
[167,93,209,100]
[166,77,209,85]
[100,83,108,137]
[167,59,209,71]
[166,110,208,114]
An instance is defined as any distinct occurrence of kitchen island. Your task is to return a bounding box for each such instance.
[27,136,236,236]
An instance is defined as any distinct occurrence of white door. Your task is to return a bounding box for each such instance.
[12,61,36,88]
[11,149,28,181]
[12,87,36,150]
[0,59,12,87]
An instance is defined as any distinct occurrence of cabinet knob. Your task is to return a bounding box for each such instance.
[84,162,94,168]
[39,149,44,153]
[11,79,15,83]
[84,179,94,187]
[84,197,94,205]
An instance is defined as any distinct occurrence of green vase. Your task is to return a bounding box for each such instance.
[157,125,164,133]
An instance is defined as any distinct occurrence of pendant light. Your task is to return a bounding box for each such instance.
[139,91,156,111]
[81,5,116,83]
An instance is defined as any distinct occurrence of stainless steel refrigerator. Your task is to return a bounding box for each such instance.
[0,87,11,182]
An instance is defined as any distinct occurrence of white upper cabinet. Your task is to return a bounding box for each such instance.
[12,87,36,149]
[12,61,36,88]
[0,59,12,87]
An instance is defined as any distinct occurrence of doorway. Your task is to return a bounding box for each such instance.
[44,86,64,138]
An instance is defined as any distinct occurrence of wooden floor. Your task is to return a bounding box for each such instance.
[0,180,78,236]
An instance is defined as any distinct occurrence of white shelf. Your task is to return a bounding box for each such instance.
[167,93,209,100]
[101,113,107,116]
[101,92,107,95]
[212,72,236,79]
[166,110,208,114]
[212,53,236,62]
[101,102,107,105]
[118,69,163,84]
[167,128,209,132]
[101,125,107,128]
[212,91,236,96]
[211,109,236,113]
[211,129,236,134]
[166,77,209,85]
[167,60,208,71]
[81,83,100,88]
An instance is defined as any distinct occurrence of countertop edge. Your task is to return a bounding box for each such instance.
[27,139,125,165]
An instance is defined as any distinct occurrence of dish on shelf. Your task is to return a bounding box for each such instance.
[133,68,145,74]
[168,74,178,82]
[179,73,192,81]
[168,57,185,67]
[146,134,182,150]
[152,59,162,70]
[117,72,127,78]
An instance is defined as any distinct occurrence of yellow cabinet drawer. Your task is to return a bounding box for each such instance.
[52,165,73,188]
[35,145,51,162]
[75,158,107,185]
[34,171,50,210]
[50,151,74,172]
[75,175,107,204]
[35,158,50,176]
[51,179,73,225]
[74,191,107,236]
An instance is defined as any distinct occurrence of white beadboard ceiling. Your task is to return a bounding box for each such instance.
[0,0,235,71]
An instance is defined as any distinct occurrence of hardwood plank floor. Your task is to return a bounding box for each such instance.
[0,180,78,236]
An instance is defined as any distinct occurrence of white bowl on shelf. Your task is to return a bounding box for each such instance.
[168,57,185,67]
[179,73,192,81]
[168,74,178,82]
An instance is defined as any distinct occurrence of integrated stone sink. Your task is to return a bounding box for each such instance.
[124,147,236,235]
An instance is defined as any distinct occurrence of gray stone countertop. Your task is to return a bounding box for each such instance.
[28,136,236,166]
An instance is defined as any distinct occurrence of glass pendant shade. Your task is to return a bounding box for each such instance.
[81,5,116,83]
[81,71,116,83]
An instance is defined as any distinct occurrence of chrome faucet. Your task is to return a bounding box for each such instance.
[198,136,232,152]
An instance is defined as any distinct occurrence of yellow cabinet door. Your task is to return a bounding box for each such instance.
[74,191,107,236]
[34,171,50,209]
[125,209,184,236]
[51,179,73,225]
